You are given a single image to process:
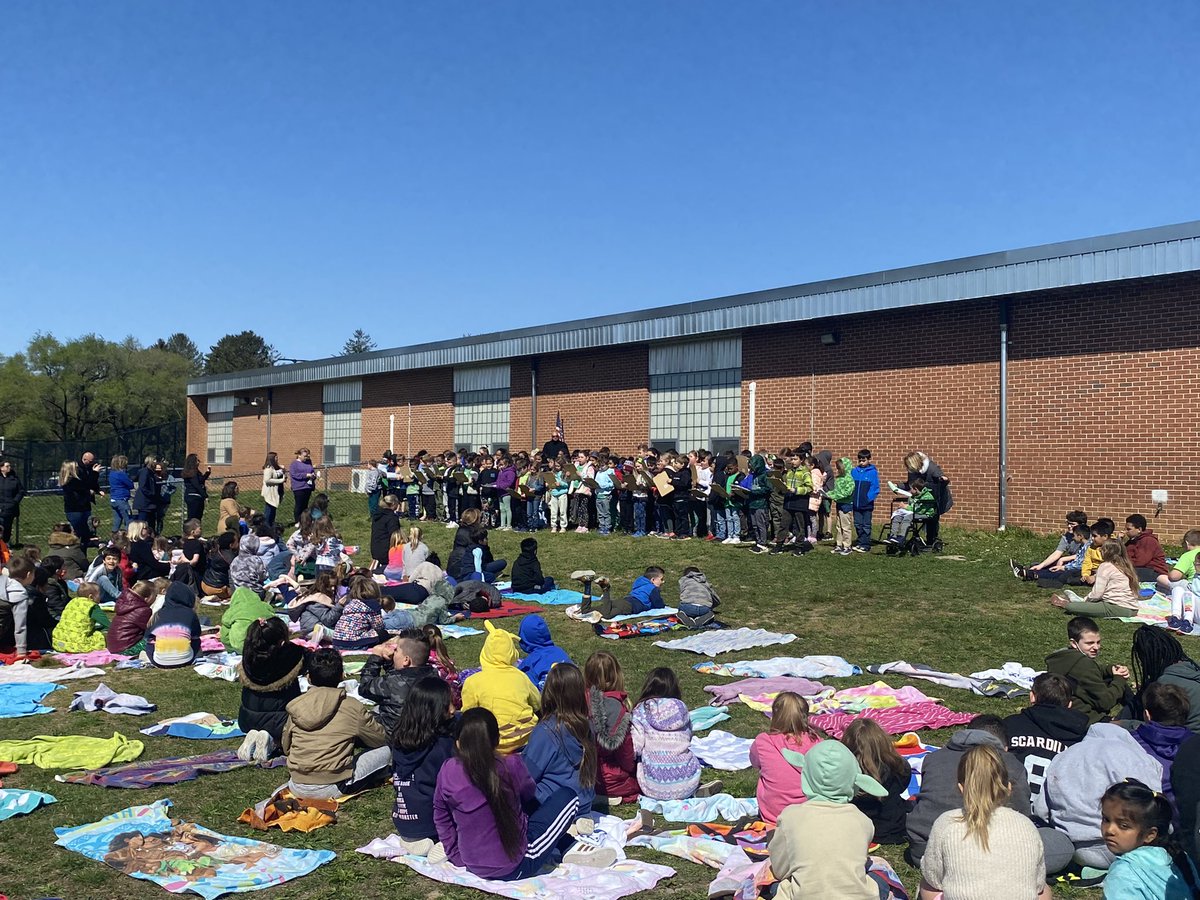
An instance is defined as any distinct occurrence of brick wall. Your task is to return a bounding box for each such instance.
[361,368,455,459]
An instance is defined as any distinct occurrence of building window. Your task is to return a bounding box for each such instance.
[649,337,741,453]
[323,380,362,466]
[206,395,234,465]
[454,364,510,452]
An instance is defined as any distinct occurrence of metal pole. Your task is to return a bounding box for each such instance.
[748,381,757,452]
[530,359,538,451]
[998,299,1009,531]
[389,414,395,454]
[265,388,273,450]
[407,404,412,458]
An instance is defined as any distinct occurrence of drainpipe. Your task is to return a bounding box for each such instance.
[748,381,757,453]
[389,414,395,455]
[998,299,1010,531]
[530,358,539,451]
[265,388,273,450]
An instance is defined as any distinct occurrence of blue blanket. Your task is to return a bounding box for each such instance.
[0,682,61,718]
[0,788,57,820]
[504,588,584,606]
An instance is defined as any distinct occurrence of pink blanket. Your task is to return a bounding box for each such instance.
[809,701,974,738]
[53,651,131,667]
[703,676,828,706]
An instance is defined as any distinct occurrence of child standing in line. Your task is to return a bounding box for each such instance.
[716,459,741,544]
[807,455,826,543]
[826,457,855,555]
[631,459,652,538]
[494,455,516,531]
[548,459,569,534]
[595,456,616,536]
[1098,780,1200,899]
[850,448,880,553]
[749,692,823,825]
[631,667,701,800]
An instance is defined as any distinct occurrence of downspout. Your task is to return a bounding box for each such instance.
[748,381,757,452]
[530,358,538,451]
[998,299,1009,531]
[265,388,273,450]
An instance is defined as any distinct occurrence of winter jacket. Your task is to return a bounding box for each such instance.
[107,588,152,654]
[285,593,343,639]
[132,467,161,514]
[1133,721,1191,822]
[522,714,595,815]
[129,537,169,582]
[392,732,456,841]
[1103,846,1198,900]
[0,471,26,515]
[1171,733,1200,860]
[229,537,268,595]
[589,687,638,800]
[331,596,384,650]
[1126,529,1169,576]
[358,659,438,736]
[906,456,953,515]
[1158,660,1200,733]
[61,475,94,513]
[1033,723,1162,845]
[631,697,701,800]
[51,596,107,653]
[43,577,72,622]
[625,576,665,614]
[1044,646,1128,724]
[510,549,546,594]
[850,463,880,511]
[201,548,233,590]
[746,455,773,511]
[220,587,276,653]
[281,685,388,785]
[146,582,202,668]
[1002,703,1089,804]
[237,640,309,744]
[677,570,720,611]
[434,753,535,879]
[460,622,541,753]
[48,530,88,581]
[825,458,855,510]
[515,615,569,690]
[907,729,1031,859]
[446,525,474,578]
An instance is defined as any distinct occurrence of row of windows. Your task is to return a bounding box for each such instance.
[649,367,741,455]
[454,388,511,452]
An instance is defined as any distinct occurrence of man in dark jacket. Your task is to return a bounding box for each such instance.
[359,632,437,735]
[0,460,26,544]
[1002,672,1089,806]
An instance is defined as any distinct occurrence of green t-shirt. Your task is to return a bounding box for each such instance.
[1174,547,1200,579]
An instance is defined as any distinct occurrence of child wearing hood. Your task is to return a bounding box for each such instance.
[631,667,701,800]
[516,614,570,690]
[146,581,202,668]
[677,566,720,629]
[237,616,310,760]
[584,650,638,805]
[825,457,855,555]
[229,533,268,597]
[850,448,880,553]
[220,586,276,653]
[1131,683,1191,824]
[769,739,901,899]
[510,538,555,595]
[461,621,541,753]
[745,454,774,553]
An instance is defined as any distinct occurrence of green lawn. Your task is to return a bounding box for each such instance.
[0,492,1126,899]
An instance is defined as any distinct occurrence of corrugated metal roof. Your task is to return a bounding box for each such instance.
[189,220,1200,396]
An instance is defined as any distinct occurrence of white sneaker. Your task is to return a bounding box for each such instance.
[445,522,458,529]
[426,842,448,864]
[570,570,596,582]
[562,838,617,869]
[252,730,273,762]
[397,837,434,856]
[236,732,257,762]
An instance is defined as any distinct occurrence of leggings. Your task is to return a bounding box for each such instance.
[498,787,580,880]
[569,493,590,528]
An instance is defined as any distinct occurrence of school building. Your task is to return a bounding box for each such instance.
[186,221,1200,534]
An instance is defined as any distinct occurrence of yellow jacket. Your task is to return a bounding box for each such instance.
[460,621,540,753]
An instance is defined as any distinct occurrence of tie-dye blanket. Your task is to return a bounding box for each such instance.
[628,832,747,869]
[57,749,285,788]
[0,787,56,820]
[0,682,61,718]
[55,799,335,899]
[808,701,975,739]
[738,682,935,716]
[692,655,860,678]
[639,794,759,822]
[1115,590,1200,632]
[654,628,796,657]
[690,730,753,771]
[504,588,584,606]
[703,675,829,706]
[140,713,244,739]
[357,834,675,899]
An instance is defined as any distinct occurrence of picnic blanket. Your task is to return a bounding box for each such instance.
[690,730,753,771]
[69,683,156,716]
[0,732,143,769]
[686,820,774,859]
[597,616,682,640]
[894,732,937,797]
[239,788,339,833]
[654,628,796,657]
[693,655,860,678]
[704,675,829,706]
[466,600,545,620]
[193,661,240,682]
[0,661,105,683]
[438,623,485,639]
[809,701,975,739]
[57,748,285,788]
[200,635,225,652]
[628,832,748,869]
[52,650,132,666]
[0,682,61,718]
[55,799,335,899]
[689,705,731,731]
[868,660,1033,698]
[740,682,935,716]
[504,588,583,606]
[0,787,57,820]
[358,833,673,900]
[1114,590,1199,630]
[640,794,759,822]
[140,713,244,739]
[0,649,42,664]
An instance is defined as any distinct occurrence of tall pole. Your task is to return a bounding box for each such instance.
[748,381,757,453]
[389,414,395,454]
[998,300,1009,531]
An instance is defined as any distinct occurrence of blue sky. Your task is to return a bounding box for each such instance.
[1,2,1196,361]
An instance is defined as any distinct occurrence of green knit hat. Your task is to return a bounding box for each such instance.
[780,740,887,804]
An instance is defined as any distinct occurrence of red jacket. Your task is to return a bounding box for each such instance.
[107,588,152,653]
[1126,530,1168,576]
[588,688,639,800]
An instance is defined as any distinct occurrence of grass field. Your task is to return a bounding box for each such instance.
[0,491,1141,899]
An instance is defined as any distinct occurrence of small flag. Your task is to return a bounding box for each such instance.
[555,411,564,441]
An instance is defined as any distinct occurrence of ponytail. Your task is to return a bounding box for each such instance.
[408,527,422,550]
[957,744,1010,851]
[242,616,288,666]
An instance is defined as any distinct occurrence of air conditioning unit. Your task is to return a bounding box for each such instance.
[349,468,372,494]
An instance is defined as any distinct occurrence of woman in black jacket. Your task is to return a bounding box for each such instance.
[236,616,310,756]
[60,460,96,546]
[370,494,401,569]
[0,460,26,543]
[181,453,211,523]
[127,521,170,582]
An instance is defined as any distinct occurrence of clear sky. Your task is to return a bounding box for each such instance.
[2,2,1197,361]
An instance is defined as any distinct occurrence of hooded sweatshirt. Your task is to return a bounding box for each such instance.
[1044,646,1128,724]
[522,713,595,815]
[1157,660,1200,734]
[146,582,202,668]
[746,455,772,510]
[1133,720,1191,822]
[510,548,546,594]
[107,588,153,654]
[1126,529,1169,575]
[461,622,541,753]
[1002,703,1089,802]
[825,458,855,510]
[1104,846,1198,900]
[51,596,107,653]
[631,697,701,800]
[238,639,309,743]
[220,587,275,653]
[434,752,535,879]
[281,685,388,785]
[678,570,720,611]
[515,615,569,689]
[0,573,31,655]
[392,729,457,841]
[1033,723,1163,845]
[229,535,268,596]
[907,729,1032,858]
[589,687,638,800]
[850,461,880,511]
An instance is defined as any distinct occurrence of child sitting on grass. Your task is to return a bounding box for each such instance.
[461,621,541,753]
[331,576,388,651]
[511,538,556,594]
[1160,529,1200,627]
[750,692,823,825]
[284,571,344,641]
[842,717,913,845]
[631,667,701,800]
[390,675,457,855]
[52,582,110,653]
[1098,779,1200,898]
[1044,615,1131,724]
[584,650,638,806]
[1050,539,1141,618]
[516,614,570,690]
[676,566,720,628]
[107,581,154,656]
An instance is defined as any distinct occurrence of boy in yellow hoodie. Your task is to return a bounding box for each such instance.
[460,621,540,753]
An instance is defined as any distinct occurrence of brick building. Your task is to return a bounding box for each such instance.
[186,222,1200,533]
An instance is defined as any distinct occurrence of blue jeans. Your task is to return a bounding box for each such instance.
[110,499,131,533]
[597,494,613,532]
[264,503,277,528]
[854,509,873,549]
[633,499,647,534]
[526,498,542,530]
[66,510,92,546]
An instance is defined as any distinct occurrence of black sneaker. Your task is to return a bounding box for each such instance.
[749,544,770,554]
[768,544,786,554]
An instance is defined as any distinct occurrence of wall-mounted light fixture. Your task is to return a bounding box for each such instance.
[820,331,840,346]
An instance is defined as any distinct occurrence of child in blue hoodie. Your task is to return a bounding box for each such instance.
[576,566,664,621]
[1100,779,1199,899]
[516,614,571,690]
[522,663,596,817]
[850,448,880,553]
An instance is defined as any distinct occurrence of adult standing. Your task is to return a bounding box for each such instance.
[107,455,135,534]
[60,460,96,546]
[132,456,160,523]
[153,461,174,534]
[261,452,286,528]
[181,453,211,523]
[541,425,568,464]
[904,450,953,548]
[289,448,318,525]
[0,460,26,544]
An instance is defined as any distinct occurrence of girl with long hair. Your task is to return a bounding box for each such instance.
[384,528,407,581]
[236,615,309,762]
[523,663,597,818]
[181,452,211,522]
[261,452,286,528]
[283,570,344,641]
[631,667,701,800]
[402,526,430,580]
[919,744,1052,899]
[423,624,462,708]
[584,650,638,804]
[1053,538,1142,617]
[749,692,824,824]
[842,717,912,843]
[390,676,457,852]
